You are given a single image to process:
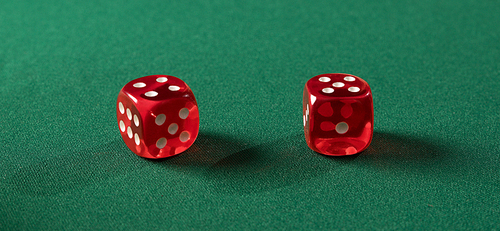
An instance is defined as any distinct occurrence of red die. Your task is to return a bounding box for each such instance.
[117,75,199,159]
[303,73,373,156]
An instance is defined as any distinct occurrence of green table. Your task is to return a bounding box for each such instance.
[1,0,499,229]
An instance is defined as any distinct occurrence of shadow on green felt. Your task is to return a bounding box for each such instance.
[148,132,252,167]
[7,139,145,196]
[122,131,459,195]
[201,134,337,194]
[7,132,250,196]
[358,131,454,173]
[193,131,458,194]
[8,131,460,196]
[148,132,336,194]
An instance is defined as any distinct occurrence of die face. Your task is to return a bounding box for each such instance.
[306,73,370,99]
[303,73,373,156]
[117,96,144,156]
[122,75,197,104]
[143,98,199,158]
[117,75,199,159]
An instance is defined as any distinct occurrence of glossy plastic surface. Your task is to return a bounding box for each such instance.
[303,73,373,156]
[117,75,199,159]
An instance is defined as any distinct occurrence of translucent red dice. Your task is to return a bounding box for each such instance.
[117,75,199,159]
[303,73,373,156]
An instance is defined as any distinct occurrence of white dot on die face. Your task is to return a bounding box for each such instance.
[156,138,167,149]
[336,122,349,134]
[126,108,132,120]
[134,133,140,145]
[179,131,190,142]
[332,82,345,88]
[118,102,125,114]
[322,88,334,94]
[303,115,306,127]
[133,82,146,88]
[119,120,125,132]
[169,85,180,91]
[156,77,168,83]
[145,91,158,97]
[168,123,178,135]
[133,115,140,127]
[155,114,166,126]
[127,127,133,138]
[179,108,189,119]
[344,76,356,82]
[348,87,360,92]
[318,77,331,82]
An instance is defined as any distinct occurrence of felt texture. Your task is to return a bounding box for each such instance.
[1,0,499,229]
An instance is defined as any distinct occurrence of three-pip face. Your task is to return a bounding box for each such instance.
[303,73,373,156]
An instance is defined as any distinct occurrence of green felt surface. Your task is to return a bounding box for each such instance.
[1,0,499,230]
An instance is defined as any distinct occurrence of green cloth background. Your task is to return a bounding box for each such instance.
[1,0,499,229]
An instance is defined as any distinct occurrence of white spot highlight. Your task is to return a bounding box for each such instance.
[155,114,166,126]
[179,108,189,119]
[169,85,180,91]
[303,115,306,126]
[348,87,360,92]
[126,108,132,120]
[118,102,124,114]
[127,127,133,138]
[156,138,167,149]
[336,122,349,134]
[129,95,138,103]
[344,76,356,82]
[156,77,168,83]
[119,120,125,132]
[332,82,345,87]
[133,82,146,88]
[322,88,334,94]
[134,133,140,145]
[306,104,309,122]
[179,131,190,142]
[133,115,140,127]
[145,91,158,97]
[310,95,317,105]
[318,77,331,82]
[168,123,178,135]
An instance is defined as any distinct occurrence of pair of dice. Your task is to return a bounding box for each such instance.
[117,74,373,159]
